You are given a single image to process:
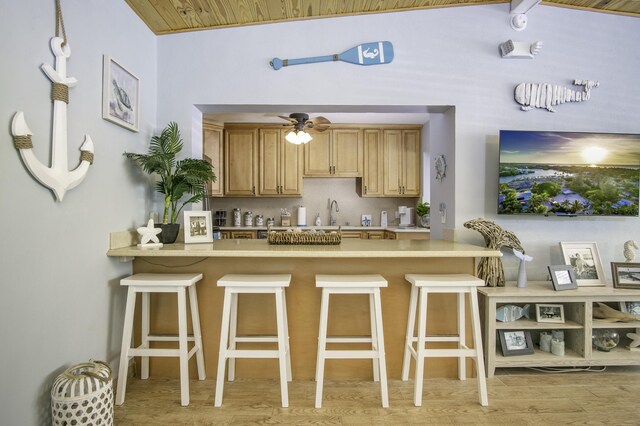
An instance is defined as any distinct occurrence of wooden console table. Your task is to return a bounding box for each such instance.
[478,282,640,377]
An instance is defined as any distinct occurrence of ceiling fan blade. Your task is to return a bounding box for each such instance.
[309,116,330,126]
[309,123,331,132]
[307,116,331,132]
[278,115,297,123]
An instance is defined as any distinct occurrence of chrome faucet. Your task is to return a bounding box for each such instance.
[329,198,339,226]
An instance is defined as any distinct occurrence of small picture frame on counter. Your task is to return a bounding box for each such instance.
[611,262,640,289]
[548,265,578,291]
[498,330,534,356]
[184,210,213,244]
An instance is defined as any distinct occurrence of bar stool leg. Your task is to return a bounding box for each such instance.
[116,286,137,405]
[369,293,380,382]
[414,287,428,407]
[275,288,289,407]
[188,285,206,380]
[458,292,466,381]
[469,288,489,406]
[141,291,150,380]
[315,289,330,408]
[281,289,292,382]
[228,292,238,381]
[373,288,389,408]
[177,287,190,406]
[215,288,233,407]
[401,284,418,381]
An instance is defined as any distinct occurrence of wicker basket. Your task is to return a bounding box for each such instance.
[51,360,113,426]
[268,228,342,245]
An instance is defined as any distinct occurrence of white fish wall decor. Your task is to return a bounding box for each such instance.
[514,79,599,112]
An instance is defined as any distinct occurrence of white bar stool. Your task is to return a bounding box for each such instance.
[116,273,206,407]
[215,274,292,408]
[315,274,389,408]
[402,274,488,407]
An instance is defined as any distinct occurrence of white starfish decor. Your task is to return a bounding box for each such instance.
[137,219,163,248]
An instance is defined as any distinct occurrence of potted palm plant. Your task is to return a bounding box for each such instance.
[124,122,216,243]
[416,200,430,228]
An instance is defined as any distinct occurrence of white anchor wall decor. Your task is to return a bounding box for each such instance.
[11,2,94,202]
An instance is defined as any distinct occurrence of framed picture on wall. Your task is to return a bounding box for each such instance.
[102,55,139,132]
[184,211,213,244]
[560,242,606,287]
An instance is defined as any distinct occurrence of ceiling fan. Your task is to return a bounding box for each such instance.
[278,113,331,144]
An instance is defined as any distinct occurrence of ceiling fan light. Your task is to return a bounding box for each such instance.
[286,130,312,144]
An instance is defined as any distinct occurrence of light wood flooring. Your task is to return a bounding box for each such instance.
[114,367,640,425]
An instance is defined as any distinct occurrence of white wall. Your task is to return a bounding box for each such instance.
[1,3,638,423]
[0,1,156,424]
[157,4,639,280]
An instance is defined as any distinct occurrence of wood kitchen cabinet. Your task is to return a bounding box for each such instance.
[383,129,421,196]
[203,121,223,196]
[224,126,258,196]
[224,126,302,197]
[303,128,362,177]
[357,129,384,196]
[259,128,302,196]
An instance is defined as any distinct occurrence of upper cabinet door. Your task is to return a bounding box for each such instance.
[332,129,362,177]
[401,129,421,196]
[258,128,281,196]
[224,128,257,196]
[383,129,402,196]
[360,129,383,196]
[303,132,332,176]
[203,122,223,196]
[280,132,303,195]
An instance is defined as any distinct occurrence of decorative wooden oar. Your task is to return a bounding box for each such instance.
[270,41,393,70]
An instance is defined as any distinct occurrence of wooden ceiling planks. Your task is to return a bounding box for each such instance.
[125,0,639,35]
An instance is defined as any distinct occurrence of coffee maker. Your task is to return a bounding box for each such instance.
[397,206,415,228]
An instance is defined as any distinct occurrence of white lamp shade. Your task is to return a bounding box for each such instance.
[286,130,312,144]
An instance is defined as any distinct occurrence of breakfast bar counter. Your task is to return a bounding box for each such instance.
[108,236,501,381]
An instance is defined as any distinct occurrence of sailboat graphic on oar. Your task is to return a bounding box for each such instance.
[270,41,394,70]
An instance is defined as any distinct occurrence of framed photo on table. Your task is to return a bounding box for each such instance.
[535,303,565,323]
[498,330,534,356]
[102,55,140,132]
[184,211,213,244]
[560,242,606,287]
[548,265,578,291]
[611,262,640,289]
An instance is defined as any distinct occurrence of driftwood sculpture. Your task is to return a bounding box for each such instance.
[464,218,524,287]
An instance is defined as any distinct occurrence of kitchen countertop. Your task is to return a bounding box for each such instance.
[219,225,430,233]
[107,236,499,259]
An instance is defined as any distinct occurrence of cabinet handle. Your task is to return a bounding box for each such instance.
[364,185,367,194]
[252,186,255,195]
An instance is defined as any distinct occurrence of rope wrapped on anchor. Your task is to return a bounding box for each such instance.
[13,135,33,150]
[80,150,94,164]
[52,82,69,104]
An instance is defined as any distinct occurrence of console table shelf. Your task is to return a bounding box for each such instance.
[478,281,640,377]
